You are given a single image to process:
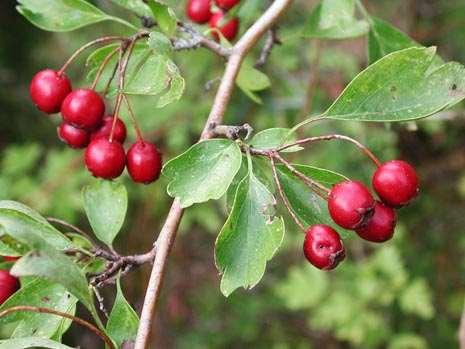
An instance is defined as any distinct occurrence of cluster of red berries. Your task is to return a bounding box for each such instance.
[186,0,240,41]
[304,160,419,270]
[29,69,162,184]
[0,256,20,305]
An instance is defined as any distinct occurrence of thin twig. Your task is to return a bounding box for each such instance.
[91,46,120,90]
[92,286,109,318]
[211,123,254,140]
[0,306,115,349]
[255,27,281,68]
[47,217,96,245]
[134,1,293,348]
[123,94,144,141]
[269,154,306,231]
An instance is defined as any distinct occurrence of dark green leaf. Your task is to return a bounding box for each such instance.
[0,278,77,339]
[215,169,284,296]
[303,0,369,39]
[148,31,173,55]
[163,139,242,208]
[82,180,127,247]
[0,337,73,349]
[146,0,177,36]
[324,47,465,121]
[106,279,139,347]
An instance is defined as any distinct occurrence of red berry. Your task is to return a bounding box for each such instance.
[303,224,345,270]
[3,256,19,262]
[356,202,397,243]
[84,138,126,179]
[0,270,20,305]
[127,141,162,184]
[372,160,419,207]
[61,88,105,130]
[90,116,127,143]
[58,122,90,149]
[215,0,240,10]
[187,0,212,24]
[29,69,72,114]
[209,11,239,41]
[328,180,375,229]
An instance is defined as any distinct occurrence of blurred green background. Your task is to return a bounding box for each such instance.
[2,0,465,348]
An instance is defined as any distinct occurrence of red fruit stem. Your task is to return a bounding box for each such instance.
[58,36,127,76]
[91,46,121,91]
[269,154,306,232]
[123,94,144,142]
[277,134,382,167]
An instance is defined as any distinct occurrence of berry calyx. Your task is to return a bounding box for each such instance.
[0,270,20,305]
[61,88,105,130]
[29,69,72,114]
[84,138,126,179]
[209,11,239,41]
[187,0,212,24]
[90,116,127,144]
[328,180,375,229]
[356,201,397,243]
[215,0,240,10]
[58,122,90,149]
[127,141,162,184]
[372,160,419,207]
[303,224,345,270]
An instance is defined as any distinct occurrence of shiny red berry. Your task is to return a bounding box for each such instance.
[209,11,239,41]
[328,180,375,229]
[127,141,162,184]
[187,0,212,24]
[372,160,419,207]
[90,116,127,143]
[215,0,240,10]
[58,122,90,149]
[84,138,126,179]
[29,69,72,114]
[356,201,397,243]
[3,256,19,262]
[61,89,105,130]
[303,224,345,270]
[0,270,20,305]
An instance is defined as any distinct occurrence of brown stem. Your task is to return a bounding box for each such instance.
[0,306,115,349]
[46,217,97,246]
[277,134,382,167]
[58,36,127,76]
[123,94,144,141]
[254,27,281,68]
[134,1,293,348]
[91,46,120,91]
[269,154,306,232]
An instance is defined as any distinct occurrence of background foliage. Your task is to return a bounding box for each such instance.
[1,0,465,347]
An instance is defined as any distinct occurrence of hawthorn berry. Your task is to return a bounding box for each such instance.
[58,122,90,149]
[3,256,19,262]
[356,201,397,243]
[328,180,375,229]
[372,160,419,207]
[126,141,162,184]
[303,224,345,270]
[84,138,126,179]
[209,11,239,41]
[90,116,127,144]
[215,0,240,10]
[0,270,19,305]
[29,69,72,114]
[61,88,105,130]
[187,0,212,24]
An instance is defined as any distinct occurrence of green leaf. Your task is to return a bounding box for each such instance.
[106,279,139,347]
[0,240,22,257]
[163,139,242,208]
[368,17,419,64]
[236,60,271,104]
[0,278,77,339]
[0,205,72,250]
[146,0,177,36]
[303,0,369,39]
[154,60,185,108]
[249,128,302,153]
[148,31,173,55]
[324,47,465,122]
[11,249,94,312]
[276,164,347,228]
[215,169,285,296]
[0,337,74,349]
[82,180,128,247]
[16,0,134,32]
[110,0,151,17]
